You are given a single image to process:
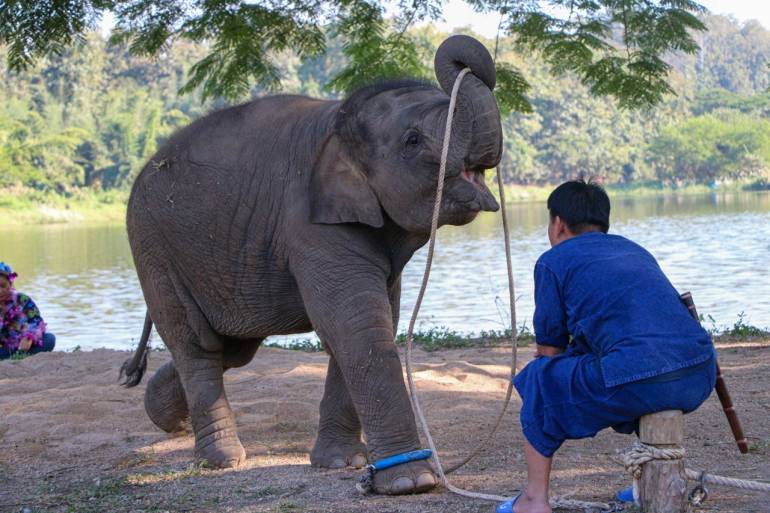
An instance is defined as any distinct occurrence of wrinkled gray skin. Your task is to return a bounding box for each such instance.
[123,35,502,495]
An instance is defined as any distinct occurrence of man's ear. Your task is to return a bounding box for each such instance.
[553,215,575,239]
[309,134,384,228]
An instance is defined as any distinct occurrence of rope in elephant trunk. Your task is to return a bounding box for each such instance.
[401,67,609,511]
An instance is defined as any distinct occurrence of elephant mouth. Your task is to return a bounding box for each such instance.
[461,169,484,189]
[453,168,499,214]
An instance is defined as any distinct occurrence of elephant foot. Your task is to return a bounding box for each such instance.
[144,362,189,433]
[195,437,246,469]
[310,439,368,469]
[372,459,438,495]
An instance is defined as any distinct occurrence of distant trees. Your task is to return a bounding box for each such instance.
[649,113,770,185]
[0,35,205,190]
[0,14,768,191]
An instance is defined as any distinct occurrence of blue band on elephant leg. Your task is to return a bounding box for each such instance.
[355,449,433,494]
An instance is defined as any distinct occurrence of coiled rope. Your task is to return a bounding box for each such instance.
[623,442,770,494]
[402,67,609,511]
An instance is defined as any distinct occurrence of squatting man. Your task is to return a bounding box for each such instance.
[497,179,716,513]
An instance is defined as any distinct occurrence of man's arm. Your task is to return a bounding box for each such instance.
[533,262,569,356]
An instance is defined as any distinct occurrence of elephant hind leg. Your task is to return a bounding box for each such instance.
[144,271,245,469]
[143,340,261,434]
[311,354,368,469]
[145,361,190,433]
[170,331,246,469]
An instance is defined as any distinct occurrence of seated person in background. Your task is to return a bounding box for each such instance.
[498,179,716,513]
[0,262,55,359]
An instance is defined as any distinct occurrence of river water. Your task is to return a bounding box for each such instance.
[1,191,768,351]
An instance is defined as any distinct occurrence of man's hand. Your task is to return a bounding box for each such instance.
[535,344,564,357]
[18,338,33,352]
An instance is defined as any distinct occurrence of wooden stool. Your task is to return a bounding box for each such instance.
[638,410,687,513]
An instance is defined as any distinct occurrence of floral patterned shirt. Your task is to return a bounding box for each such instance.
[1,290,47,351]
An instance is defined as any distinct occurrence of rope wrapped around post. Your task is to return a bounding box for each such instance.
[622,441,770,500]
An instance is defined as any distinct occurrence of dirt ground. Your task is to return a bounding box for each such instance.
[1,340,768,513]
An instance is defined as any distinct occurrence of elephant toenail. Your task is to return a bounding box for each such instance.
[391,476,416,493]
[351,454,367,468]
[415,471,437,489]
[329,458,347,469]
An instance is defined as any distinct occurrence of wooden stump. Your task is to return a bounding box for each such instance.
[638,410,687,513]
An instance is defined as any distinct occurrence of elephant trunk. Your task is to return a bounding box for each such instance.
[434,35,502,170]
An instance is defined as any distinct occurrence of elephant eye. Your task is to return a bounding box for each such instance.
[405,131,421,147]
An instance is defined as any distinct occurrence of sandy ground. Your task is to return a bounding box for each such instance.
[1,341,768,513]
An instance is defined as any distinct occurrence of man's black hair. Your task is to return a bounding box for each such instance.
[547,178,610,233]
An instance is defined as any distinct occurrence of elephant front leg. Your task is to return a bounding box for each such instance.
[301,278,437,495]
[311,355,368,469]
[338,338,437,494]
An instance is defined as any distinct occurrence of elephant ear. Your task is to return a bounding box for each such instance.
[310,134,384,228]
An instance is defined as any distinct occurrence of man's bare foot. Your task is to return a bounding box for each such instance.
[512,492,551,513]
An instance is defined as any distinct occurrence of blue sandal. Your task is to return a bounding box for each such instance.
[496,494,520,513]
[616,485,634,503]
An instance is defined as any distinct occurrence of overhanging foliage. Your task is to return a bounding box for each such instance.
[1,0,707,110]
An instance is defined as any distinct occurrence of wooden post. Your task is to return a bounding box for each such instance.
[638,410,687,513]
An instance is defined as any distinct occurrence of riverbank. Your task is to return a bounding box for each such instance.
[2,339,768,513]
[3,180,767,225]
[500,179,769,202]
[263,319,769,353]
[0,188,127,225]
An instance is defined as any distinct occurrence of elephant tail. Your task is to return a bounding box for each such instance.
[119,311,153,387]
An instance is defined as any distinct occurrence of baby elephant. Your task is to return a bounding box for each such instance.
[121,34,502,495]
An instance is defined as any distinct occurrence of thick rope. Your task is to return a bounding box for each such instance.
[684,470,770,493]
[442,114,519,476]
[623,442,686,479]
[623,442,770,494]
[402,67,608,511]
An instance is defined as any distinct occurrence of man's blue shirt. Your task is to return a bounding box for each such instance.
[534,232,715,387]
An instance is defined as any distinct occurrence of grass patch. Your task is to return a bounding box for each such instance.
[265,338,324,352]
[0,187,128,225]
[749,438,770,454]
[396,326,533,352]
[125,461,210,486]
[9,350,31,361]
[243,485,280,498]
[266,326,533,353]
[264,313,767,354]
[718,312,770,338]
[59,477,131,513]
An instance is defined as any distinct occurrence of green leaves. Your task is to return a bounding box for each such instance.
[2,0,710,109]
[119,1,327,101]
[506,0,707,109]
[0,0,107,70]
[326,1,430,95]
[495,63,532,114]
